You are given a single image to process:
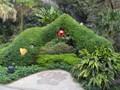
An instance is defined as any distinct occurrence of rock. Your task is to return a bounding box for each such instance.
[7,70,84,90]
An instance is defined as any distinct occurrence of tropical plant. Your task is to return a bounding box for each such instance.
[0,1,17,43]
[35,6,63,25]
[14,0,37,32]
[0,1,17,22]
[72,47,120,90]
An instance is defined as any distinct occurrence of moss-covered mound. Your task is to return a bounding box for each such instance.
[0,14,113,66]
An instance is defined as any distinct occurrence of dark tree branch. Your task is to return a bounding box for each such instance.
[109,0,114,9]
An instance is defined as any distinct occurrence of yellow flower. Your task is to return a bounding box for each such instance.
[20,48,27,55]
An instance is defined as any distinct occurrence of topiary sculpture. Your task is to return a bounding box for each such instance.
[0,14,113,66]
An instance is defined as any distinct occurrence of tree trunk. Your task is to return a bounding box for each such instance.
[20,3,24,32]
[109,0,114,9]
[20,13,23,32]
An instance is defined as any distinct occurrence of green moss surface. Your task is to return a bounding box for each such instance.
[0,14,113,66]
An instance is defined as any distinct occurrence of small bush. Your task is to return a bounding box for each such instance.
[72,47,120,90]
[37,54,80,67]
[40,41,74,55]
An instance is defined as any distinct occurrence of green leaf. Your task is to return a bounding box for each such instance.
[107,62,113,69]
[50,6,55,15]
[89,60,94,66]
[0,65,2,70]
[83,70,89,78]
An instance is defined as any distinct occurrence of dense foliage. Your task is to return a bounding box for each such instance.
[0,0,119,52]
[72,47,120,90]
[53,0,120,52]
[39,41,74,55]
[0,53,79,84]
[37,54,80,67]
[0,53,78,84]
[53,0,108,23]
[94,8,120,52]
[0,14,113,66]
[0,0,48,43]
[0,1,120,89]
[36,6,63,25]
[0,65,46,84]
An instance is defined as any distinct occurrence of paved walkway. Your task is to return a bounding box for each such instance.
[0,85,18,90]
[5,70,84,90]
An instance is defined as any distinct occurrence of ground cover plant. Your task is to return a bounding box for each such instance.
[0,50,119,90]
[0,59,74,84]
[37,54,80,67]
[0,65,46,84]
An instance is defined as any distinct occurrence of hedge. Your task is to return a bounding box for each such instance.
[0,14,113,66]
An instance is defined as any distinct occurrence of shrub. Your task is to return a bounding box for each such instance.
[0,14,113,66]
[61,15,113,52]
[72,47,120,90]
[37,54,80,67]
[40,41,74,55]
[0,43,9,65]
[0,43,10,50]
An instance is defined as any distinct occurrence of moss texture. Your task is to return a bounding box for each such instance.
[37,54,80,67]
[0,14,113,66]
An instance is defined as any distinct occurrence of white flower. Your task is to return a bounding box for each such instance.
[80,22,83,25]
